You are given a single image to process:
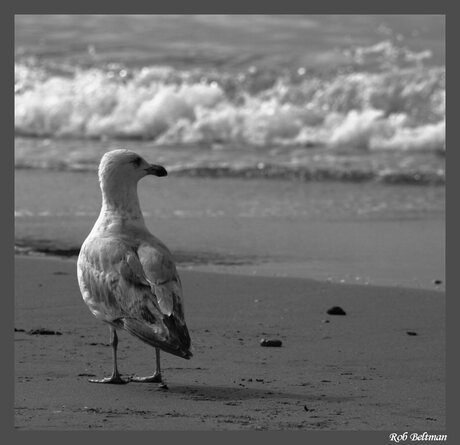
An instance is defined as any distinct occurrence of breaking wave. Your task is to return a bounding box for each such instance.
[15,41,445,153]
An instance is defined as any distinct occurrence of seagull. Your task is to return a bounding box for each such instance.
[77,149,192,385]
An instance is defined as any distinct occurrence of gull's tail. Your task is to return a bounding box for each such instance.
[122,316,192,359]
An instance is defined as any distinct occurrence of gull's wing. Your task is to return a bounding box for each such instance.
[136,242,185,318]
[77,236,191,358]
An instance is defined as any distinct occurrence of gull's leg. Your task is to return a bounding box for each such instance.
[131,347,163,383]
[89,326,128,384]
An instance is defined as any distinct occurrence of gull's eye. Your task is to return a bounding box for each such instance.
[130,157,142,167]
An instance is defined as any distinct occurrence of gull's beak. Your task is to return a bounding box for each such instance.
[145,164,168,177]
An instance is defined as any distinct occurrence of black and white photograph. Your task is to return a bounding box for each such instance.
[14,14,445,432]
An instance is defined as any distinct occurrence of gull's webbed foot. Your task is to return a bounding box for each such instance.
[88,374,128,384]
[130,372,163,383]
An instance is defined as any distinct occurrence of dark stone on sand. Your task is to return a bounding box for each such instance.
[304,405,309,412]
[27,328,62,335]
[406,331,418,336]
[327,306,346,315]
[433,279,442,285]
[260,338,282,347]
[14,328,25,332]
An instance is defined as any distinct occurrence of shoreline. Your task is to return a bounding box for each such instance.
[15,255,445,430]
[14,167,445,290]
[14,248,446,292]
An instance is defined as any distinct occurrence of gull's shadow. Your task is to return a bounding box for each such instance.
[163,383,357,404]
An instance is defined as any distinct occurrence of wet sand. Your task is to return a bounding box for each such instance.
[15,255,445,430]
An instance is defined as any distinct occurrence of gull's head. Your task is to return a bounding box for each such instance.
[98,149,168,186]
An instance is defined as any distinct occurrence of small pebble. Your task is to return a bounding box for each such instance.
[304,405,309,412]
[433,279,443,285]
[406,331,418,336]
[322,319,330,324]
[260,338,282,347]
[327,306,346,315]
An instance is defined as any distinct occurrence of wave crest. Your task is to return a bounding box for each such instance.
[15,47,445,152]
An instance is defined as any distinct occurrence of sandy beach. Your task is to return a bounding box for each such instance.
[15,254,445,430]
[14,165,445,431]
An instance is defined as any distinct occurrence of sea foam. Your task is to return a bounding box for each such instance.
[15,41,445,152]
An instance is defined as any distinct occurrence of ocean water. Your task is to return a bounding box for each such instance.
[15,15,445,184]
[15,169,445,288]
[14,16,445,287]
